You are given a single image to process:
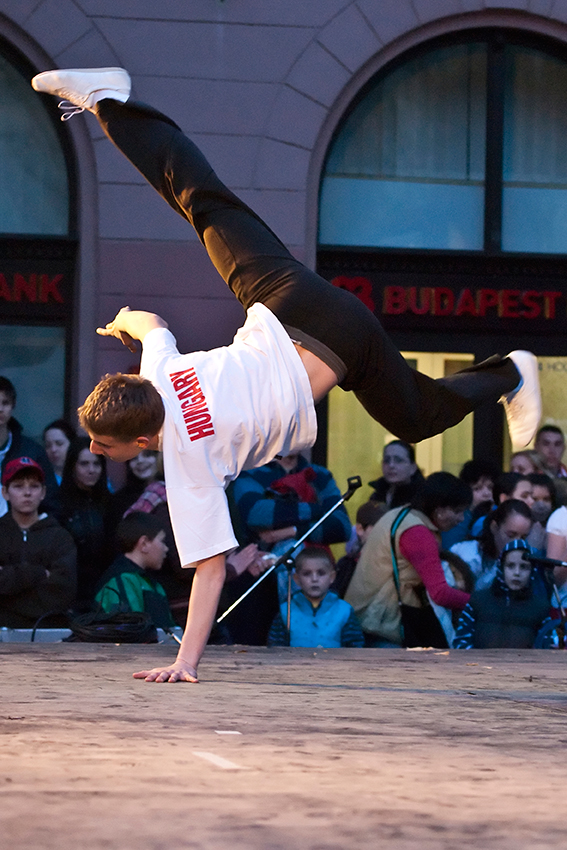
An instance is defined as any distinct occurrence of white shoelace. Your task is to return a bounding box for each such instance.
[58,100,84,121]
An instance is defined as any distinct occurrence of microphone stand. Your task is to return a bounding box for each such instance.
[217,475,362,631]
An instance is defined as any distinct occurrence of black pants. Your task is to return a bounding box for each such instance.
[95,99,519,443]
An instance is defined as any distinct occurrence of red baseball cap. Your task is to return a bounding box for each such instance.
[2,457,45,486]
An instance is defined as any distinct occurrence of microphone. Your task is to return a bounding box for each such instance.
[527,555,567,569]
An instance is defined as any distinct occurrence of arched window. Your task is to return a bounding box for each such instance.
[319,31,567,255]
[0,52,69,235]
[0,42,76,442]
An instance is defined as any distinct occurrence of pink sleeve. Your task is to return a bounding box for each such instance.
[398,525,470,610]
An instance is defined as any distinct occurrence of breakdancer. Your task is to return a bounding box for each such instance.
[32,68,541,683]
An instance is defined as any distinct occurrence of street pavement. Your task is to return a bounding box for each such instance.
[2,642,566,849]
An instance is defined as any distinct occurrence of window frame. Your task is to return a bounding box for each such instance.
[319,27,567,257]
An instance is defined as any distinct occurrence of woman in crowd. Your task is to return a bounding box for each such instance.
[345,472,472,647]
[509,450,544,476]
[526,473,556,554]
[442,458,499,548]
[42,419,76,485]
[58,436,111,609]
[493,472,534,507]
[368,440,425,513]
[450,499,533,591]
[107,449,163,532]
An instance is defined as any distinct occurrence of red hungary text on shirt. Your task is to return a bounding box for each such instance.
[169,367,215,442]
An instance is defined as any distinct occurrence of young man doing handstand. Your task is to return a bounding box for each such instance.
[31,67,541,683]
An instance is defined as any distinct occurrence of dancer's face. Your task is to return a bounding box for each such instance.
[89,432,153,462]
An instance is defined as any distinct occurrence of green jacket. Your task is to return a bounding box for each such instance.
[94,555,175,630]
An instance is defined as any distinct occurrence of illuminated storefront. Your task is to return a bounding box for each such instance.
[317,29,567,499]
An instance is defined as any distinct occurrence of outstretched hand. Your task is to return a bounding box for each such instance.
[132,659,199,683]
[96,306,137,353]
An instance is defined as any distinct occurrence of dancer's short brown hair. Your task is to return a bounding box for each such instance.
[78,373,165,442]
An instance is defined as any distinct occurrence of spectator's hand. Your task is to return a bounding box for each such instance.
[248,552,276,578]
[226,543,260,577]
[258,525,297,545]
[133,660,198,683]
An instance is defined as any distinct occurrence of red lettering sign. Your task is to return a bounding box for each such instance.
[499,289,520,319]
[477,289,499,317]
[0,274,11,301]
[0,272,64,303]
[407,287,431,315]
[331,276,375,311]
[39,274,64,303]
[383,286,406,315]
[542,291,561,320]
[432,287,454,316]
[380,285,562,321]
[520,291,541,319]
[455,289,478,317]
[13,273,37,302]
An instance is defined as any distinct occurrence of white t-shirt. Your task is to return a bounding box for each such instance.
[450,539,497,591]
[546,505,567,538]
[140,303,317,566]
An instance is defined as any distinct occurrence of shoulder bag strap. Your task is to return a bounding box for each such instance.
[390,506,412,603]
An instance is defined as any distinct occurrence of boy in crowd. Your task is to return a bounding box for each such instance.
[0,457,76,628]
[441,459,499,549]
[267,548,364,648]
[333,501,384,598]
[534,425,567,479]
[453,539,550,649]
[94,512,175,631]
[0,376,58,516]
[31,67,541,682]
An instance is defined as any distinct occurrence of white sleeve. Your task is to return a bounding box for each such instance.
[546,506,567,536]
[140,327,181,381]
[166,484,238,567]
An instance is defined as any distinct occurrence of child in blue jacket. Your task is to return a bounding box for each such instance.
[267,547,363,648]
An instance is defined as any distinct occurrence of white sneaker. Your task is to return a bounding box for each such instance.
[31,67,131,118]
[499,350,541,449]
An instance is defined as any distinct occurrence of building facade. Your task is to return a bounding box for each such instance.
[2,1,567,490]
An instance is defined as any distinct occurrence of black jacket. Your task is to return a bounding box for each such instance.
[0,512,77,627]
[454,570,550,649]
[57,489,111,608]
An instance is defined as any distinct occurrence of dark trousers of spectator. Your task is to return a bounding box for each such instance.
[95,99,520,443]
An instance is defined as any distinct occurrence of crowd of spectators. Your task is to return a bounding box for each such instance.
[1,369,567,652]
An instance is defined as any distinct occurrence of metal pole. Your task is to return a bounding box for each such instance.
[216,475,362,624]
